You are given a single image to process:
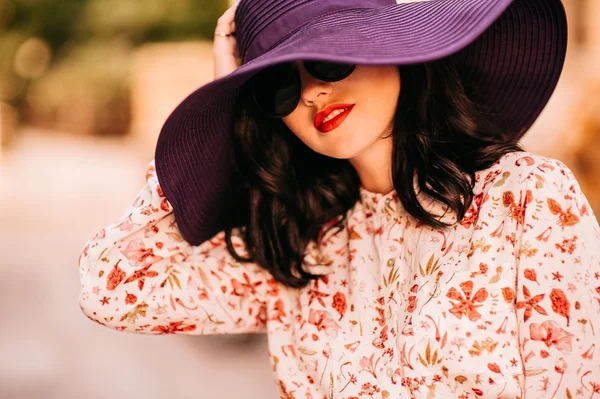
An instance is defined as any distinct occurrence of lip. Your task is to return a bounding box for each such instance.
[314,103,355,132]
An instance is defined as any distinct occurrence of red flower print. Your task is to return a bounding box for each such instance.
[502,189,533,228]
[339,373,358,394]
[554,236,577,254]
[115,215,135,232]
[125,291,137,305]
[487,362,503,375]
[123,264,160,291]
[144,225,159,238]
[515,155,535,166]
[552,271,564,282]
[159,198,170,212]
[308,287,329,307]
[547,198,580,228]
[121,239,164,267]
[554,357,567,374]
[372,325,389,349]
[460,192,488,229]
[523,268,539,285]
[106,260,126,291]
[151,321,197,334]
[231,272,263,297]
[145,165,156,183]
[331,292,347,321]
[549,288,571,326]
[479,262,489,275]
[501,287,515,304]
[140,205,159,216]
[308,309,341,338]
[358,355,380,379]
[516,285,548,323]
[269,299,287,323]
[359,381,381,397]
[265,278,279,297]
[407,295,417,313]
[447,280,489,321]
[529,320,574,353]
[156,183,165,197]
[76,154,600,398]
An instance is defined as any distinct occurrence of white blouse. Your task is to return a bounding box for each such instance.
[79,151,600,398]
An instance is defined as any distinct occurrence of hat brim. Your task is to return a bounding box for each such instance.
[156,0,567,245]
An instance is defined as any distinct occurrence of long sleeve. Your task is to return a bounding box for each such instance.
[514,158,600,397]
[78,160,274,335]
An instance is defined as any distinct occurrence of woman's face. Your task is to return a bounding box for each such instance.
[281,62,401,160]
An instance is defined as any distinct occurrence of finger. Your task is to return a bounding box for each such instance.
[222,3,238,19]
[215,2,239,39]
[225,1,240,19]
[215,23,234,35]
[216,8,235,25]
[216,15,236,32]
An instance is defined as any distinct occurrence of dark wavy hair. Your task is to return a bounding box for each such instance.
[225,57,523,288]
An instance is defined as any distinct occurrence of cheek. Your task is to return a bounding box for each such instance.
[364,71,400,119]
[281,114,300,135]
[282,113,313,145]
[282,115,316,150]
[352,87,399,135]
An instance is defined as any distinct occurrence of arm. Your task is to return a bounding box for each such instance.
[78,160,273,335]
[515,158,600,397]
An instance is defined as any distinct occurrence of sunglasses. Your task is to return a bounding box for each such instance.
[250,61,356,118]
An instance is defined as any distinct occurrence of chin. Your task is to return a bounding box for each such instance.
[320,146,362,160]
[325,135,371,160]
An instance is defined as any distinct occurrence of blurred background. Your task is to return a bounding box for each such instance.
[0,0,599,398]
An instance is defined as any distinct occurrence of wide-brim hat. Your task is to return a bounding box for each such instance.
[155,0,567,246]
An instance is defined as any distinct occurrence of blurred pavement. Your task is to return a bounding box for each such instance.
[0,129,278,399]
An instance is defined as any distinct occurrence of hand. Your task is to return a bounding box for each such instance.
[213,0,242,80]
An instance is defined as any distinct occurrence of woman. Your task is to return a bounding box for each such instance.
[78,0,600,397]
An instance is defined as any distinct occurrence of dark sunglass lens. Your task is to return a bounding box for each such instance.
[304,61,356,82]
[252,64,300,117]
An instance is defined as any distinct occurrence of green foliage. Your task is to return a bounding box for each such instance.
[76,0,228,44]
[1,0,87,52]
[0,0,227,108]
[27,39,133,135]
[1,0,227,48]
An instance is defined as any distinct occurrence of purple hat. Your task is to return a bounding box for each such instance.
[155,0,567,245]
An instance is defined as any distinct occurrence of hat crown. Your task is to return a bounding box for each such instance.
[235,0,395,63]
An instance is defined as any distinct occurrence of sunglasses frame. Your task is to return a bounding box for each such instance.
[250,61,356,119]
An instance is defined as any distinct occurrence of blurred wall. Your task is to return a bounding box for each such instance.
[128,41,215,158]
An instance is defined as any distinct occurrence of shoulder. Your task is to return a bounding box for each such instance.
[475,151,599,237]
[475,151,583,201]
[471,151,599,233]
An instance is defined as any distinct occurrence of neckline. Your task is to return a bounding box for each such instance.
[358,185,457,224]
[358,186,401,214]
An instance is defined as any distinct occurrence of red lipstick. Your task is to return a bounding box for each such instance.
[314,103,355,133]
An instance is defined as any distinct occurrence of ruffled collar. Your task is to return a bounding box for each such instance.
[358,186,401,216]
[358,185,458,224]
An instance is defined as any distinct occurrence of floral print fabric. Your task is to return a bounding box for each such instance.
[79,151,600,398]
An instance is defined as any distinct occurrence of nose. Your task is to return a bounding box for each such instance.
[299,66,333,106]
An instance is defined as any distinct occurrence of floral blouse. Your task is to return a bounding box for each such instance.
[78,151,600,398]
